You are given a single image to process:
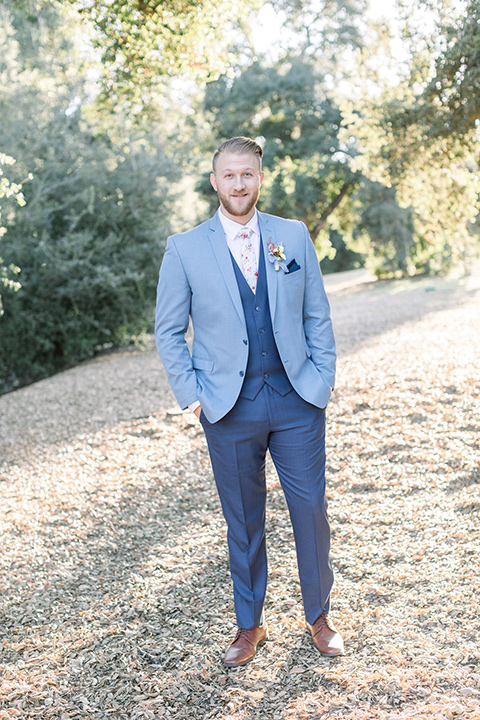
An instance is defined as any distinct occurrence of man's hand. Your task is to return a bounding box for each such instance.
[193,405,202,420]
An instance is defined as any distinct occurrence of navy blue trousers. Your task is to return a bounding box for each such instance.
[200,384,334,629]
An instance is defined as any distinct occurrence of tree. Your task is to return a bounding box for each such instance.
[339,1,480,276]
[0,2,176,392]
[353,179,416,277]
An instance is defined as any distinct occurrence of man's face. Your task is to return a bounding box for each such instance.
[210,151,264,223]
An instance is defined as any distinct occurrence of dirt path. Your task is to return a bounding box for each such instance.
[1,269,479,719]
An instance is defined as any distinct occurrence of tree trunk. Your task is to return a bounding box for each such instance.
[310,178,357,241]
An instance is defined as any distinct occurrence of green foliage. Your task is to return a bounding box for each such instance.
[341,2,480,277]
[320,229,363,274]
[62,0,263,101]
[366,1,480,159]
[415,0,480,142]
[0,153,27,314]
[0,4,174,393]
[353,180,416,277]
[348,102,479,274]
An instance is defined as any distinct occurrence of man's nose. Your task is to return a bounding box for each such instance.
[233,175,246,190]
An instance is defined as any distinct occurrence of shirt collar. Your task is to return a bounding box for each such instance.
[218,208,259,241]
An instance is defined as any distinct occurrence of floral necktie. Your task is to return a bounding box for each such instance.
[237,227,257,293]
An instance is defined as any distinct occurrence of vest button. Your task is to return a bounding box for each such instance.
[255,306,261,311]
[239,370,244,377]
[243,339,248,345]
[259,328,265,334]
[262,351,267,357]
[264,373,269,379]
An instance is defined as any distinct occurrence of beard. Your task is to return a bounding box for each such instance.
[217,186,260,218]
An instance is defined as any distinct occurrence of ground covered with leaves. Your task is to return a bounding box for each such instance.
[1,269,479,719]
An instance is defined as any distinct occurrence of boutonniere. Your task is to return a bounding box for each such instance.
[267,241,302,274]
[267,241,288,272]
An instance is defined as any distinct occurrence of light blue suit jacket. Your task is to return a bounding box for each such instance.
[155,210,336,423]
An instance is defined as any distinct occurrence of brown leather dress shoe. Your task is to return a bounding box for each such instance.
[223,624,269,667]
[306,614,344,657]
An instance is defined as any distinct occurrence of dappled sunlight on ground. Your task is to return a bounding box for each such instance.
[1,270,479,718]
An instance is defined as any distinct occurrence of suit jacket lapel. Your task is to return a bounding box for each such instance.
[258,211,278,321]
[208,212,246,326]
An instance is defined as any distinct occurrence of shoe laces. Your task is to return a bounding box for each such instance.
[312,613,335,634]
[233,627,255,646]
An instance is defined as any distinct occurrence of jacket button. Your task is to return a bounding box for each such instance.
[259,328,265,334]
[264,373,269,379]
[239,370,244,377]
[243,339,248,345]
[255,306,261,311]
[262,351,267,357]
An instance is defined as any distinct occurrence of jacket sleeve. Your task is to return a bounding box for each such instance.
[155,236,198,409]
[302,223,336,389]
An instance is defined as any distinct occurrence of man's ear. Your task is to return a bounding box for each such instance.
[210,172,217,192]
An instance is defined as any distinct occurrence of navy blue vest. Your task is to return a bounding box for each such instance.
[231,243,293,400]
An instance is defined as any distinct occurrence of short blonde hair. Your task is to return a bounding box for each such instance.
[212,136,263,172]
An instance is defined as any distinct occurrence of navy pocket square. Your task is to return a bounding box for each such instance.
[286,259,301,273]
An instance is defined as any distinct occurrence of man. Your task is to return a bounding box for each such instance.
[155,136,343,666]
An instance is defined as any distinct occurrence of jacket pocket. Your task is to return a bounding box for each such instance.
[284,268,303,280]
[192,356,214,372]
